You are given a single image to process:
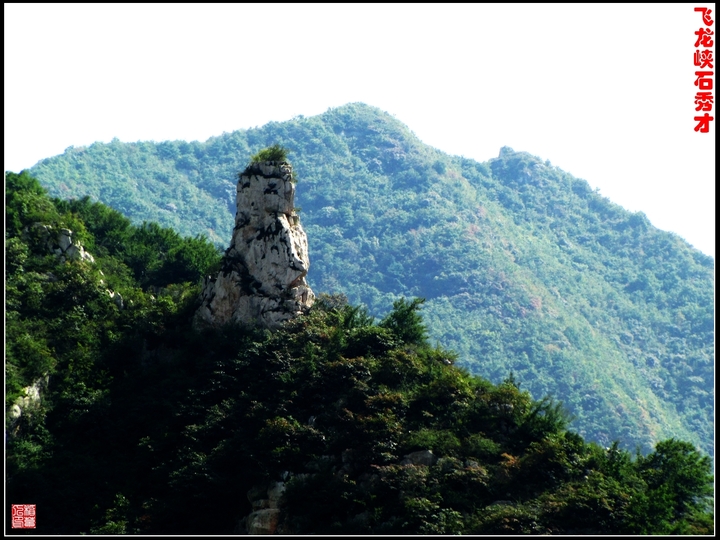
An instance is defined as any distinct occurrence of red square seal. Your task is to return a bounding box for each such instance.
[11,504,36,529]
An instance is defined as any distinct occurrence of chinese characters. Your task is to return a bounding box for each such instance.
[694,7,714,132]
[11,504,37,529]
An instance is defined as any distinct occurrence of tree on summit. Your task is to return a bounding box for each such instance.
[250,144,290,163]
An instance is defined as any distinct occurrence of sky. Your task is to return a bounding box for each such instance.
[5,4,716,256]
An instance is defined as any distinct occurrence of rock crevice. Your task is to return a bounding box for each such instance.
[194,161,314,329]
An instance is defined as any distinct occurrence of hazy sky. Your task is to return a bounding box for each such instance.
[5,4,716,256]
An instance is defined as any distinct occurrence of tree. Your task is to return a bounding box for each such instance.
[638,438,713,520]
[380,297,427,346]
[250,144,289,163]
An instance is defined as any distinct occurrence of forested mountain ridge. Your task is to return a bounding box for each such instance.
[5,170,714,534]
[28,103,714,460]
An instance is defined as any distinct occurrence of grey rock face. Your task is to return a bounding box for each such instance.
[7,376,49,432]
[194,162,314,329]
[29,224,95,263]
[400,449,438,467]
[237,481,286,534]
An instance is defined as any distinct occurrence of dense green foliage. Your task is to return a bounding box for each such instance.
[5,171,222,408]
[5,173,714,534]
[250,143,290,163]
[27,103,714,461]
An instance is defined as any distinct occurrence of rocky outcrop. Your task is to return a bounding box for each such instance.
[194,162,314,329]
[7,375,49,432]
[237,481,286,535]
[28,224,95,263]
[400,449,438,467]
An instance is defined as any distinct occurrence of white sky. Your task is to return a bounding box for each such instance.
[5,3,716,256]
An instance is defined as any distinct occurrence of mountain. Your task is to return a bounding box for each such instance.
[28,103,714,460]
[5,170,713,534]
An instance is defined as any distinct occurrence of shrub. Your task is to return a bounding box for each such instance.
[250,144,290,163]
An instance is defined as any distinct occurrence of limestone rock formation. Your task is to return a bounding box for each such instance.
[400,449,438,467]
[238,481,286,534]
[7,375,49,433]
[194,161,314,329]
[27,223,95,263]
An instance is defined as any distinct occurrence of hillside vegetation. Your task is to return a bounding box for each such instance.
[28,103,714,460]
[5,172,714,534]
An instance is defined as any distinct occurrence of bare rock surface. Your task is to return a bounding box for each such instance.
[28,224,95,263]
[238,481,286,534]
[7,376,49,431]
[194,161,314,329]
[400,449,438,467]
